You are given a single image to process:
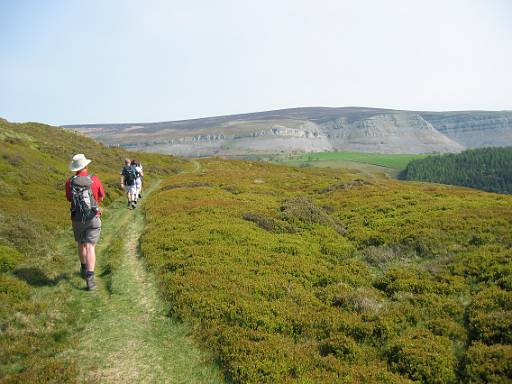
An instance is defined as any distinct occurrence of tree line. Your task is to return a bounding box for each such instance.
[400,147,512,194]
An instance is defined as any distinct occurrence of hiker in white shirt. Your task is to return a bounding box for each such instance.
[132,160,144,199]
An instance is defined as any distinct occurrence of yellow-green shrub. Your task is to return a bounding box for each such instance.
[463,342,512,383]
[386,328,457,383]
[141,157,512,383]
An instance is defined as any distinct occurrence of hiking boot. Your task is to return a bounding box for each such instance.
[127,201,131,208]
[80,265,87,279]
[86,275,97,290]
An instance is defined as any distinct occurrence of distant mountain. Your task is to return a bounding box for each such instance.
[63,107,512,156]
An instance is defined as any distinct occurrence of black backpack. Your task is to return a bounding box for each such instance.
[70,175,98,222]
[123,165,139,186]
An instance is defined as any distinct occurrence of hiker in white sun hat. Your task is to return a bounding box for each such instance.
[65,153,105,290]
[69,153,92,171]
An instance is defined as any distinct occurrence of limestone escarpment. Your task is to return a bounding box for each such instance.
[63,107,511,156]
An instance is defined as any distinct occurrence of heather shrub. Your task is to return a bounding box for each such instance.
[279,195,346,234]
[242,212,296,233]
[374,267,453,296]
[463,342,512,383]
[425,318,467,341]
[386,328,457,383]
[318,334,364,362]
[0,274,31,305]
[467,286,512,344]
[141,157,512,383]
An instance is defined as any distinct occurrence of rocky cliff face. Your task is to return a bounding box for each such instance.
[419,111,512,148]
[63,107,511,156]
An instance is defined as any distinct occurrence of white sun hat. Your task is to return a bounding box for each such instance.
[69,153,92,172]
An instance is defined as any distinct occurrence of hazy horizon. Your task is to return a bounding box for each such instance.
[61,105,512,127]
[1,0,511,125]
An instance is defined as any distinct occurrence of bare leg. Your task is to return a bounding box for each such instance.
[77,242,87,264]
[129,190,137,203]
[85,243,96,272]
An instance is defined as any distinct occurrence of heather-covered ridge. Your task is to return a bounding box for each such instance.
[142,158,512,383]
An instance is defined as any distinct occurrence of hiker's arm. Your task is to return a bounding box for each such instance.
[120,175,125,189]
[65,178,72,202]
[96,177,105,203]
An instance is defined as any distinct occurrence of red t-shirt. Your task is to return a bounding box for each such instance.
[65,170,105,216]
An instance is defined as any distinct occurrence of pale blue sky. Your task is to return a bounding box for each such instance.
[1,0,511,125]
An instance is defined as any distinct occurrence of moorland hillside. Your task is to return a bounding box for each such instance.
[1,119,511,383]
[142,158,512,383]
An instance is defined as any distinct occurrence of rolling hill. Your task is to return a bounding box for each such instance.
[63,107,512,157]
[2,118,512,383]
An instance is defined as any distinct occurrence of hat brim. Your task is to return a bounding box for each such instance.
[69,159,92,172]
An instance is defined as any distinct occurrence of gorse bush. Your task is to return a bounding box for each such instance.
[141,158,512,383]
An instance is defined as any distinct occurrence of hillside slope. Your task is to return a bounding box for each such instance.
[2,119,512,383]
[142,158,512,383]
[0,119,198,382]
[63,107,512,156]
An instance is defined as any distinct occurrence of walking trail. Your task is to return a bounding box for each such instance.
[59,163,223,383]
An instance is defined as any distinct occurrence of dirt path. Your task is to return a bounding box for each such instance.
[68,179,224,383]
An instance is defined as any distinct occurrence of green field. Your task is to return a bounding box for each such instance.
[273,151,428,174]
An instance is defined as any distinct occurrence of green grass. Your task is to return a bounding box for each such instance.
[275,151,428,172]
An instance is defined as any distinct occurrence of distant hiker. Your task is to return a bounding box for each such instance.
[120,158,140,209]
[66,154,104,291]
[137,161,144,198]
[131,159,144,199]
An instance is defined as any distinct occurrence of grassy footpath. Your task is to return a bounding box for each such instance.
[1,181,224,383]
[65,183,224,383]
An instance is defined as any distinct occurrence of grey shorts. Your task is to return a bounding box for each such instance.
[72,216,101,244]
